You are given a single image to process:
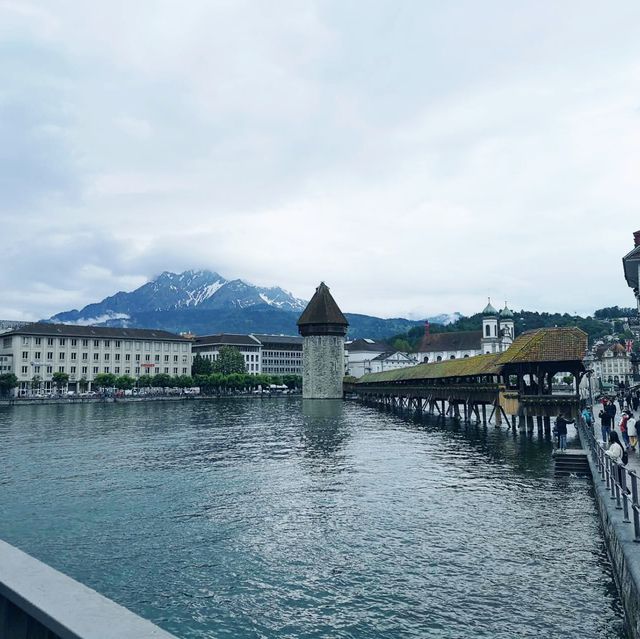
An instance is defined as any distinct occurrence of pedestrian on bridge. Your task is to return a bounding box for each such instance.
[628,413,637,451]
[555,412,574,452]
[599,403,612,445]
[618,412,631,449]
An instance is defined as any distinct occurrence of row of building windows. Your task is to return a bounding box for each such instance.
[10,336,189,352]
[20,365,190,376]
[21,352,188,362]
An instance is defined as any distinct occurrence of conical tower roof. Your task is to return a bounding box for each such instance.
[482,298,498,317]
[297,282,348,336]
[500,302,514,319]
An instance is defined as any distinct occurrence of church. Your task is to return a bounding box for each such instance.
[416,300,514,363]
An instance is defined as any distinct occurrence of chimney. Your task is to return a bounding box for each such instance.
[634,230,640,247]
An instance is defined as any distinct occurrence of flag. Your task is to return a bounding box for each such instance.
[626,339,634,354]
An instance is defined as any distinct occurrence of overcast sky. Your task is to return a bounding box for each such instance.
[2,1,640,321]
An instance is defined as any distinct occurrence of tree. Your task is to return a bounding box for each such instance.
[191,353,213,376]
[175,375,193,388]
[151,373,173,388]
[137,375,152,388]
[115,375,135,390]
[0,373,18,397]
[94,373,117,389]
[30,375,42,391]
[52,371,70,392]
[282,375,302,389]
[79,376,88,392]
[213,346,246,375]
[193,373,211,393]
[391,338,412,353]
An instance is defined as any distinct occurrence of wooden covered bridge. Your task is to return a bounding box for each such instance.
[347,327,588,431]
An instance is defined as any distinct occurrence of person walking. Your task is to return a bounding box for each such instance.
[582,406,593,429]
[633,393,640,412]
[619,411,631,449]
[599,401,612,444]
[628,413,637,451]
[555,412,574,452]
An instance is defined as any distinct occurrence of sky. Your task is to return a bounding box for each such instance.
[1,1,640,321]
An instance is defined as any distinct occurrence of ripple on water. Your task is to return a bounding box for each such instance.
[0,399,627,639]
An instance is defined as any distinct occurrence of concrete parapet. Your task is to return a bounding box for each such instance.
[0,539,176,639]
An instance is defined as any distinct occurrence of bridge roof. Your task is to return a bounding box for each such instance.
[495,327,587,365]
[358,352,502,384]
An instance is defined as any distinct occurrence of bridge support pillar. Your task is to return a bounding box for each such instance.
[543,415,551,436]
[482,404,487,426]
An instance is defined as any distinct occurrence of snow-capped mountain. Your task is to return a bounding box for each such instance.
[45,269,455,338]
[49,270,307,326]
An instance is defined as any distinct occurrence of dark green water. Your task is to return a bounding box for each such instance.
[0,399,627,638]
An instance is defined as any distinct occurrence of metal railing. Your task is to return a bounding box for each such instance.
[578,420,640,543]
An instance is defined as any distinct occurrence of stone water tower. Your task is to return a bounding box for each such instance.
[297,282,349,399]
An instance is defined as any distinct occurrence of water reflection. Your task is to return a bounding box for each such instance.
[300,399,350,461]
[0,400,627,639]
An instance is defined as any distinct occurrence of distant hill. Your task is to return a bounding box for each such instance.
[46,269,433,340]
[388,308,623,350]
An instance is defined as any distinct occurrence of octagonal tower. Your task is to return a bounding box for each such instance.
[297,282,348,399]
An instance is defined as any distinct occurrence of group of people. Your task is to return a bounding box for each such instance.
[597,397,638,451]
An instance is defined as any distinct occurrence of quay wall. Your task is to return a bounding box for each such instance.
[0,539,176,639]
[585,449,640,638]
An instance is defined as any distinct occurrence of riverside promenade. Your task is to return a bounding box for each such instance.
[580,418,640,639]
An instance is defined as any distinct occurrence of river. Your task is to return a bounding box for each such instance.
[0,398,627,638]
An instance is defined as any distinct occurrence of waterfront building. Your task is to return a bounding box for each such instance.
[254,334,303,376]
[0,320,28,334]
[591,342,633,387]
[416,300,514,363]
[297,282,348,399]
[622,230,640,314]
[192,334,262,374]
[0,323,192,395]
[345,338,417,377]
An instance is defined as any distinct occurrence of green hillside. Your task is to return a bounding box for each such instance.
[387,308,632,352]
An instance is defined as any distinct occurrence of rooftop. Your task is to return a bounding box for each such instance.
[297,282,348,329]
[346,338,391,353]
[1,322,190,341]
[482,299,498,316]
[193,333,261,347]
[253,334,303,346]
[358,352,502,384]
[418,330,482,353]
[495,327,588,365]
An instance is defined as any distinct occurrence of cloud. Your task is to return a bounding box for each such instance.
[1,1,640,321]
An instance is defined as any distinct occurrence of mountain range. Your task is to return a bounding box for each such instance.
[47,270,462,339]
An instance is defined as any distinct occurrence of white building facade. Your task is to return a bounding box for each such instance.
[192,334,262,374]
[345,339,417,377]
[416,301,514,363]
[254,334,303,376]
[592,342,633,387]
[0,323,192,395]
